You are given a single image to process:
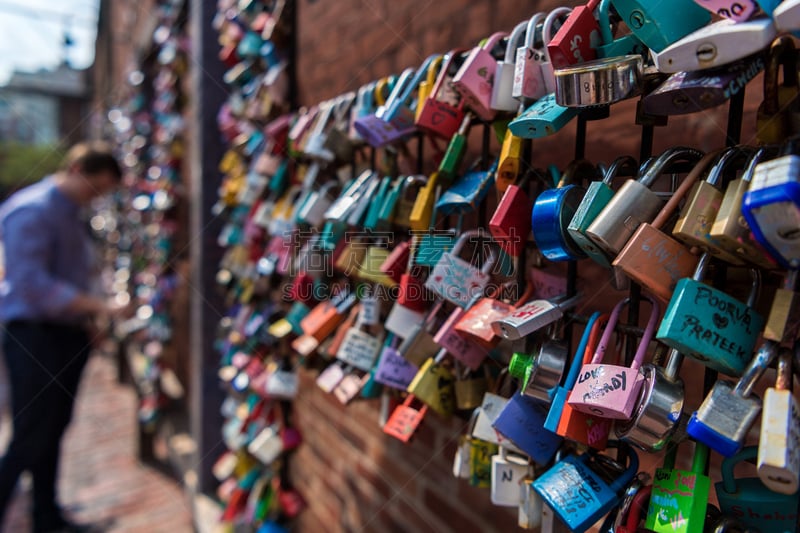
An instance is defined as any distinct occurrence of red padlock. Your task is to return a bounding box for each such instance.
[454,282,534,350]
[546,0,602,69]
[489,184,533,257]
[416,48,469,140]
[379,239,411,283]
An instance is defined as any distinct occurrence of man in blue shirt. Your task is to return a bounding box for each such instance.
[0,141,125,533]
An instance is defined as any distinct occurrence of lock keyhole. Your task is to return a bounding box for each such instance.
[629,10,645,29]
[696,43,717,63]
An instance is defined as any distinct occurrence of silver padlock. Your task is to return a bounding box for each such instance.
[491,293,582,341]
[513,11,547,102]
[687,340,779,457]
[491,447,532,507]
[554,55,643,108]
[492,20,529,112]
[518,471,543,530]
[653,18,777,73]
[302,99,336,162]
[522,323,569,402]
[757,345,800,495]
[616,348,686,452]
[323,169,375,223]
[775,0,800,33]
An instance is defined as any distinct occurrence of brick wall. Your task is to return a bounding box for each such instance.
[288,1,770,532]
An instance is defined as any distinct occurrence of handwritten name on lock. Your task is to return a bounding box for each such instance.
[654,469,700,496]
[577,365,630,403]
[639,234,693,288]
[547,460,606,516]
[678,286,758,361]
[432,255,490,304]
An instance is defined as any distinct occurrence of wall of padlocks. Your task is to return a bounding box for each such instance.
[209,0,800,532]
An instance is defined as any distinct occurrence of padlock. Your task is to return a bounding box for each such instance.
[425,229,497,308]
[512,11,548,101]
[295,180,340,228]
[454,366,489,411]
[756,37,800,146]
[743,140,800,269]
[470,437,499,489]
[374,336,419,391]
[715,446,800,533]
[491,21,530,112]
[612,150,718,303]
[416,50,468,140]
[691,0,759,21]
[758,347,800,495]
[333,370,370,405]
[491,448,531,507]
[433,300,489,371]
[496,130,523,194]
[645,441,711,533]
[383,394,427,443]
[348,81,376,143]
[554,54,643,108]
[321,92,357,163]
[454,283,531,350]
[653,18,776,74]
[335,306,384,372]
[357,246,398,288]
[437,114,472,185]
[551,312,613,449]
[491,392,563,465]
[407,350,455,417]
[615,347,686,452]
[454,413,477,479]
[299,296,352,342]
[452,32,508,121]
[515,321,570,403]
[568,156,639,267]
[532,446,640,532]
[408,174,438,232]
[709,147,780,270]
[763,270,800,344]
[656,254,765,376]
[609,0,710,53]
[672,147,755,265]
[595,0,647,59]
[687,340,779,457]
[532,159,601,261]
[302,100,336,162]
[569,296,660,420]
[436,160,497,216]
[508,92,580,139]
[518,469,543,529]
[489,183,532,258]
[616,484,652,533]
[775,0,800,34]
[547,0,601,69]
[416,55,443,121]
[585,146,704,261]
[384,300,426,339]
[491,293,582,341]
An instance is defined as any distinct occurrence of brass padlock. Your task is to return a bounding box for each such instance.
[756,36,800,145]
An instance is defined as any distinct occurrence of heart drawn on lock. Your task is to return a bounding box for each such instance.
[712,313,729,330]
[431,112,446,126]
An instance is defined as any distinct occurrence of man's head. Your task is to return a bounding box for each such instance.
[60,141,122,202]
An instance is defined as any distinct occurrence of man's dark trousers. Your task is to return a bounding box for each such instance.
[0,321,90,532]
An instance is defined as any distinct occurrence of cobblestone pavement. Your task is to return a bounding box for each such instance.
[1,353,194,533]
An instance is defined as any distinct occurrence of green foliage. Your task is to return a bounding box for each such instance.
[0,142,65,196]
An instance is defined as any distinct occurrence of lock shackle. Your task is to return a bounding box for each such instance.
[591,296,659,371]
[523,12,547,49]
[764,36,799,116]
[602,155,639,185]
[505,20,529,63]
[745,268,760,308]
[558,158,601,187]
[720,446,759,494]
[706,146,757,188]
[383,67,420,116]
[733,340,779,397]
[563,312,604,389]
[393,54,442,112]
[597,0,616,46]
[431,48,469,99]
[424,55,443,88]
[713,517,749,533]
[608,445,640,493]
[544,7,572,52]
[450,229,498,276]
[356,81,376,114]
[624,484,651,531]
[663,348,684,382]
[309,100,336,137]
[650,149,719,230]
[741,146,775,184]
[776,347,793,392]
[638,146,704,188]
[479,31,508,53]
[374,76,395,106]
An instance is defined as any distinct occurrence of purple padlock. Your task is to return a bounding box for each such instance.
[374,341,419,390]
[691,0,759,21]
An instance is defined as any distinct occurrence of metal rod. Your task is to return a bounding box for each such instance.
[639,124,654,162]
[575,114,587,160]
[416,132,424,175]
[726,85,746,147]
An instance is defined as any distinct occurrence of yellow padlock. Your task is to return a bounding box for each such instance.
[416,56,443,122]
[409,172,439,232]
[496,129,523,195]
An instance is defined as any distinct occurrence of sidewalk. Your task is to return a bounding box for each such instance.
[2,353,194,533]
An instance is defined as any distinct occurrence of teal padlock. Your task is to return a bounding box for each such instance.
[596,0,647,59]
[610,0,711,53]
[567,155,639,267]
[645,441,711,533]
[377,177,403,227]
[363,176,392,230]
[716,447,800,533]
[436,159,497,215]
[285,301,311,335]
[656,253,764,377]
[508,93,579,139]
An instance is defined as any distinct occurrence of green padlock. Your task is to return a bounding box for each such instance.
[438,114,472,186]
[645,441,710,533]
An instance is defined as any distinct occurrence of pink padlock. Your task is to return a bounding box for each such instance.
[567,295,660,420]
[452,32,508,121]
[691,0,759,22]
[433,304,488,371]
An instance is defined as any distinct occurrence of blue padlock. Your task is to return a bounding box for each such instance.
[533,446,639,532]
[609,0,710,53]
[532,159,601,262]
[508,93,579,139]
[544,311,602,433]
[596,0,647,59]
[716,447,800,533]
[491,393,563,466]
[436,159,498,215]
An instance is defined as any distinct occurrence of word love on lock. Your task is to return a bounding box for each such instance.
[491,293,582,341]
[490,448,531,507]
[757,347,800,495]
[716,447,800,533]
[533,446,640,533]
[549,312,613,450]
[656,254,764,377]
[569,295,660,420]
[613,150,719,303]
[645,441,711,533]
[688,340,779,457]
[452,32,508,121]
[425,229,496,309]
